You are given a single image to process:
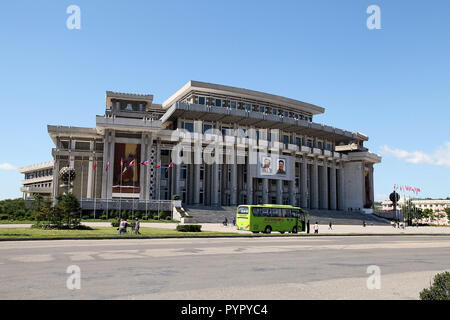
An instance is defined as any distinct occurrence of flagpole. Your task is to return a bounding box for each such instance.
[120,158,123,219]
[80,157,84,219]
[94,156,97,220]
[106,160,109,220]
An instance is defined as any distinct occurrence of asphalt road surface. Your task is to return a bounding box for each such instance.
[0,236,449,300]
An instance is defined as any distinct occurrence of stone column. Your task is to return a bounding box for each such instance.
[311,157,319,209]
[230,146,237,206]
[289,180,295,206]
[301,155,308,208]
[86,141,94,199]
[320,160,329,210]
[101,131,110,199]
[107,132,115,199]
[276,180,283,204]
[338,165,345,210]
[262,178,269,204]
[329,160,337,210]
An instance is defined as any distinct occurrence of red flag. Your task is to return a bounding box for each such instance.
[166,162,173,173]
[67,155,71,167]
[106,160,109,172]
[140,160,149,166]
[128,160,135,168]
[120,158,123,168]
[156,161,161,169]
[93,161,97,170]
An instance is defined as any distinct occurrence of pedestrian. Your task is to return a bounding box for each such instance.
[306,220,310,234]
[314,222,319,234]
[363,220,366,227]
[232,217,236,226]
[134,218,141,235]
[223,217,228,226]
[118,219,128,234]
[328,221,333,230]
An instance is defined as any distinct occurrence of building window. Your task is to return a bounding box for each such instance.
[272,108,278,115]
[259,105,265,113]
[230,101,236,109]
[296,137,302,146]
[326,143,331,151]
[283,135,289,145]
[245,104,251,111]
[317,141,323,149]
[215,99,222,107]
[198,96,206,105]
[184,122,194,133]
[221,126,230,136]
[307,139,313,148]
[203,124,212,134]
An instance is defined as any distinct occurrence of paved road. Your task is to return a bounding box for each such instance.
[0,236,449,299]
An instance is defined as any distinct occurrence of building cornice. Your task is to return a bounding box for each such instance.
[162,80,325,115]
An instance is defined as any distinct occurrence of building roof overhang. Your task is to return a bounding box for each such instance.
[47,125,102,145]
[18,161,54,174]
[161,102,364,144]
[162,81,325,115]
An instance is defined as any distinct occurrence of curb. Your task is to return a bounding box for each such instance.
[1,233,450,241]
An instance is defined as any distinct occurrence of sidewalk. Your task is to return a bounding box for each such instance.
[1,222,450,235]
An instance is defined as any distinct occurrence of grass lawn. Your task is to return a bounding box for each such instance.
[0,219,177,224]
[0,227,238,239]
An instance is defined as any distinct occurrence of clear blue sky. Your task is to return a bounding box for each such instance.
[0,0,449,201]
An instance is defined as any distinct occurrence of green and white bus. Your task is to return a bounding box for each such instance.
[236,204,307,234]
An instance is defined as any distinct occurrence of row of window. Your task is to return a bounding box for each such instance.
[251,207,302,218]
[25,169,53,180]
[182,122,333,150]
[192,95,312,122]
[59,140,104,152]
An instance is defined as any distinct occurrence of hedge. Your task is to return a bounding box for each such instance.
[176,224,202,232]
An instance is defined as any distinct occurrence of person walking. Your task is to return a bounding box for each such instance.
[118,219,128,234]
[134,218,141,235]
[306,220,310,234]
[328,221,333,230]
[314,222,319,234]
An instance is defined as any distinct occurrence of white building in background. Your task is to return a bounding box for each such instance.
[18,161,54,200]
[382,198,450,212]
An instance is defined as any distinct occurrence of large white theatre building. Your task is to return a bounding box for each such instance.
[43,81,381,213]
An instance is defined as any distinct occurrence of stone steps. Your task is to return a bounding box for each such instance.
[183,206,391,225]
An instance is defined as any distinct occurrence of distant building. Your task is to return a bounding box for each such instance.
[381,199,450,212]
[18,161,54,200]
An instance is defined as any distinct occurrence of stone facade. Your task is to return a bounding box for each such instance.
[39,81,381,211]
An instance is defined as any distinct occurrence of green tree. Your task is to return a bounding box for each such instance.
[420,272,450,300]
[445,208,450,220]
[53,193,81,229]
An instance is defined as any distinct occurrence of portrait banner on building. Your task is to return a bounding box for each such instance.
[253,152,294,181]
[113,143,141,194]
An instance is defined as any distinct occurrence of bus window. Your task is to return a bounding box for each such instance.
[282,209,291,217]
[252,207,260,217]
[270,209,280,217]
[261,208,269,217]
[238,207,249,214]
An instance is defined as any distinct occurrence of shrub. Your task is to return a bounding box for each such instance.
[176,225,202,232]
[172,194,180,200]
[420,272,450,300]
[0,214,8,220]
[111,220,120,228]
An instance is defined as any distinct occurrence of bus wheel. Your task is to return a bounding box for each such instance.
[264,226,272,234]
[292,226,298,234]
[252,231,259,234]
